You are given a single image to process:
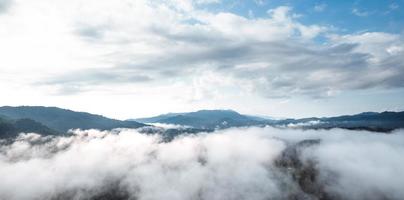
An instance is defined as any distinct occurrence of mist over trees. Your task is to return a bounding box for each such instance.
[1,127,404,200]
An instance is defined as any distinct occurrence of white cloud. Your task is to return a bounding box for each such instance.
[330,32,403,60]
[148,123,193,129]
[0,128,286,200]
[0,0,11,13]
[314,3,326,12]
[0,0,403,118]
[254,0,266,6]
[1,127,404,199]
[389,3,399,11]
[352,8,369,17]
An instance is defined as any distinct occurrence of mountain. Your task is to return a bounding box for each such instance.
[135,109,404,132]
[1,106,403,137]
[0,117,58,138]
[0,106,145,132]
[271,111,404,132]
[132,109,262,129]
[134,112,186,123]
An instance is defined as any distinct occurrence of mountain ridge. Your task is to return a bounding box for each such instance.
[0,106,146,133]
[133,109,260,129]
[0,117,58,138]
[1,106,403,139]
[134,109,404,132]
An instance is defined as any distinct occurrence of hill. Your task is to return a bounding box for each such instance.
[133,109,261,129]
[134,112,186,123]
[135,109,404,132]
[0,106,145,132]
[271,111,404,132]
[0,117,58,138]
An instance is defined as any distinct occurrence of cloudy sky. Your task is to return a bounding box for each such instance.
[0,0,403,119]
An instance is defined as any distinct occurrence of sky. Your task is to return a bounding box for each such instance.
[0,0,403,119]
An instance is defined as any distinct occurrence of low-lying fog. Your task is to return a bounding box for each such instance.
[1,127,403,200]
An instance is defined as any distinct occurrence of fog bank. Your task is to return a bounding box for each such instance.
[0,127,403,200]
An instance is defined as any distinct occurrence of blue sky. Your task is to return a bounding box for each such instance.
[202,0,404,33]
[0,0,403,119]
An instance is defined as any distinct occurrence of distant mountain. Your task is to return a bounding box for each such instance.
[134,109,404,132]
[0,117,58,138]
[272,111,404,132]
[132,110,262,129]
[1,106,403,138]
[0,106,145,133]
[134,112,186,123]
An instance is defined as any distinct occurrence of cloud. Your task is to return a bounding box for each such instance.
[0,0,403,105]
[314,3,327,12]
[40,68,153,92]
[389,3,399,11]
[1,127,404,200]
[254,0,266,6]
[43,3,404,99]
[306,134,404,199]
[352,8,369,17]
[195,0,221,5]
[148,123,193,129]
[0,128,286,200]
[0,0,11,13]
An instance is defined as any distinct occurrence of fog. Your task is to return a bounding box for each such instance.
[0,127,403,200]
